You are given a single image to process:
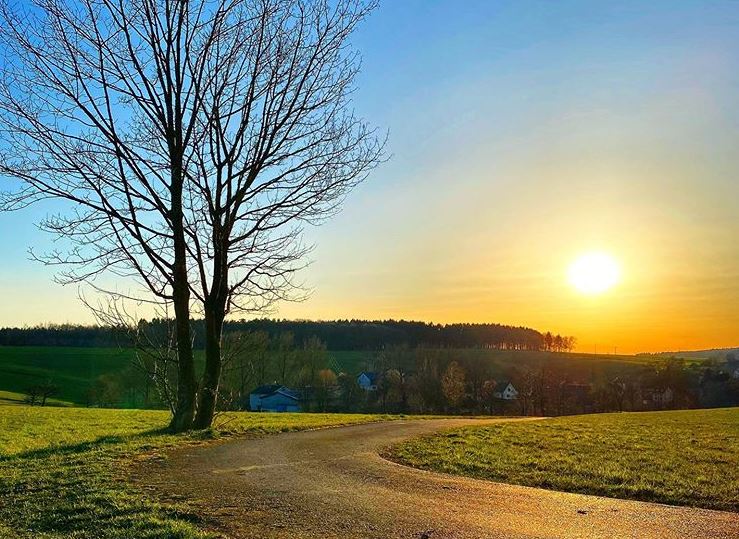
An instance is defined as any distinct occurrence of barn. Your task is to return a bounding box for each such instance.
[249,385,301,412]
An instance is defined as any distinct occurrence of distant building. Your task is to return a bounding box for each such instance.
[494,381,518,400]
[249,385,301,412]
[357,371,378,391]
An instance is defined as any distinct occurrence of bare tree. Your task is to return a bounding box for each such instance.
[92,302,181,414]
[0,0,208,431]
[0,0,383,430]
[24,385,41,406]
[441,361,466,412]
[183,0,384,428]
[276,331,295,385]
[480,379,497,415]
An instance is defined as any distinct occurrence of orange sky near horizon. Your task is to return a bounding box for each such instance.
[274,141,739,355]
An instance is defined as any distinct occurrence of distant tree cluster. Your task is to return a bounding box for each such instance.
[23,380,58,407]
[223,319,556,351]
[0,319,574,352]
[0,324,119,347]
[541,332,577,352]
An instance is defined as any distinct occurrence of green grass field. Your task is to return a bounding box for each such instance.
[0,407,399,538]
[0,345,668,407]
[0,390,71,407]
[388,408,739,511]
[0,347,137,404]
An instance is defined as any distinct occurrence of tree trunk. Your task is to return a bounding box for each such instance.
[169,146,198,433]
[194,235,228,430]
[194,306,225,429]
[169,281,197,432]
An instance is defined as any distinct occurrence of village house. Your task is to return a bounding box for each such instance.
[357,371,378,391]
[249,384,301,412]
[493,380,518,400]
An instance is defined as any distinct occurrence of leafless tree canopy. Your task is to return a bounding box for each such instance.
[0,0,382,309]
[182,0,384,316]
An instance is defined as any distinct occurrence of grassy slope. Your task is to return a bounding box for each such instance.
[389,408,739,511]
[0,407,398,538]
[0,347,137,404]
[0,390,71,407]
[332,348,668,374]
[0,346,666,406]
[647,347,739,361]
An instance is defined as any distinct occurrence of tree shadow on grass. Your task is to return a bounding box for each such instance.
[0,427,215,538]
[1,426,216,462]
[0,427,169,462]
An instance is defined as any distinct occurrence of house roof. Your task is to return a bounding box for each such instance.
[496,380,513,389]
[250,384,282,396]
[267,387,300,401]
[358,371,378,383]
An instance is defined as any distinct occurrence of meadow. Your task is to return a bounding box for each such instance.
[0,390,71,407]
[0,347,137,404]
[0,407,399,538]
[388,407,739,511]
[0,345,668,407]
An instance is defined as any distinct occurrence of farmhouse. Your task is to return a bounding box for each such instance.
[494,380,518,400]
[249,385,301,412]
[357,371,378,391]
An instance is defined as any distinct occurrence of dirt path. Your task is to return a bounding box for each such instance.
[132,419,739,538]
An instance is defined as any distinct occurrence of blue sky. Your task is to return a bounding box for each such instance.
[2,1,738,352]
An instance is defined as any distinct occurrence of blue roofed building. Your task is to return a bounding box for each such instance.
[357,372,378,391]
[249,384,301,412]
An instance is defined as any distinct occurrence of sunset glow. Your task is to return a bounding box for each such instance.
[568,252,621,295]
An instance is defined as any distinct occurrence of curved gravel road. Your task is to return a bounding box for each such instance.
[133,418,739,538]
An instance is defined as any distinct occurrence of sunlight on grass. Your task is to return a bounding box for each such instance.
[0,407,398,538]
[389,408,739,511]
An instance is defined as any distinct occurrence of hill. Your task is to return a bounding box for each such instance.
[640,347,739,361]
[0,346,137,405]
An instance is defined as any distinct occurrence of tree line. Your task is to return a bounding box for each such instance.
[0,320,574,353]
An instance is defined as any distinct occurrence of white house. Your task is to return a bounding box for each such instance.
[249,384,301,412]
[357,371,378,391]
[493,381,518,400]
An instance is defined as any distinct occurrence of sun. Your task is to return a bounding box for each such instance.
[568,252,621,295]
